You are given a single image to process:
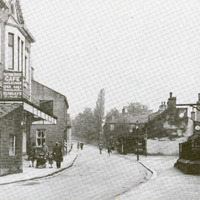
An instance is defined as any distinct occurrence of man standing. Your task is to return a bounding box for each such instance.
[42,142,48,167]
[53,142,63,168]
[99,144,103,154]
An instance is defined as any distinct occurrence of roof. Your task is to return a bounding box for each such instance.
[32,80,69,109]
[0,103,21,118]
[108,114,149,124]
[0,0,8,9]
[148,110,165,121]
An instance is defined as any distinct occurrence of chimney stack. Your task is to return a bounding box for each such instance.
[167,92,176,108]
[122,107,125,115]
[159,102,167,111]
[191,110,195,121]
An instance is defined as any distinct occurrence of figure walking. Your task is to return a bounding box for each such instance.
[53,142,63,168]
[80,142,84,150]
[42,142,48,167]
[99,144,103,154]
[77,141,80,150]
[108,147,111,156]
[47,152,54,168]
[28,142,36,167]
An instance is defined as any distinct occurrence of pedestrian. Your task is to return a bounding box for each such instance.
[80,142,84,150]
[53,142,63,168]
[108,146,112,156]
[42,142,48,167]
[71,143,73,150]
[77,141,80,150]
[99,144,103,154]
[28,142,36,167]
[47,152,54,168]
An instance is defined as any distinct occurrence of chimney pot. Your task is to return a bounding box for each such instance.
[191,111,195,121]
[198,93,200,101]
[170,92,172,98]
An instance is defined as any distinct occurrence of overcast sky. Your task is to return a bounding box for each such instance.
[20,0,200,117]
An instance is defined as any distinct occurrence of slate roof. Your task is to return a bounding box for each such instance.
[0,0,8,9]
[148,110,165,121]
[0,103,21,118]
[108,114,149,124]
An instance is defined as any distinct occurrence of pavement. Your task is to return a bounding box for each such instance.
[0,150,78,185]
[117,155,200,200]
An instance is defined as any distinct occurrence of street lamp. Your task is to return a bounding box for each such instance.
[135,120,139,161]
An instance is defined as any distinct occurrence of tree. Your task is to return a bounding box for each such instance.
[105,108,120,122]
[72,89,105,141]
[94,89,105,135]
[125,102,152,116]
[72,108,96,140]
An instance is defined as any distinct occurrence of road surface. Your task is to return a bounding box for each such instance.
[0,145,149,200]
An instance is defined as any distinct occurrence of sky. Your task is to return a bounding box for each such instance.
[20,0,200,118]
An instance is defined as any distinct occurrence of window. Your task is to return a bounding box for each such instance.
[21,41,23,73]
[25,56,27,77]
[110,124,114,131]
[9,135,16,156]
[36,130,46,147]
[18,37,20,71]
[130,124,135,132]
[8,33,14,70]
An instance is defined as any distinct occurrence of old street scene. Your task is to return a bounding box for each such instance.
[0,0,200,200]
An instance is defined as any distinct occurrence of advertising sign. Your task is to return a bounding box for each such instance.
[194,121,200,135]
[2,71,23,99]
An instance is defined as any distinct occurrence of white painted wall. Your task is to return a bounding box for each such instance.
[147,138,187,155]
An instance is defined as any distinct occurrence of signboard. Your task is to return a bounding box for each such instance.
[194,121,200,135]
[2,71,22,99]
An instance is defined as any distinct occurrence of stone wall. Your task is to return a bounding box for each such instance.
[31,80,68,152]
[0,105,23,175]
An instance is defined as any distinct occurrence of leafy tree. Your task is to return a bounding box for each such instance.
[72,108,97,140]
[72,89,105,141]
[125,102,152,116]
[105,108,120,122]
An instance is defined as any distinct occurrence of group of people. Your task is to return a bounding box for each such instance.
[28,142,63,169]
[99,144,112,156]
[77,141,84,150]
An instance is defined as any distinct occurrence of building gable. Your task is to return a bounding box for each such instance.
[6,0,24,25]
[7,14,18,26]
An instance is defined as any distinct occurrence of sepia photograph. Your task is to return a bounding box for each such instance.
[0,0,200,199]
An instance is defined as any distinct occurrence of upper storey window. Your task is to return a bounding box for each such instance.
[21,41,23,72]
[8,33,14,70]
[18,37,20,71]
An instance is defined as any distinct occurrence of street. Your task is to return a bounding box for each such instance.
[0,145,199,200]
[0,145,149,200]
[119,155,200,200]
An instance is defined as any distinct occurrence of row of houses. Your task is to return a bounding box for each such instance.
[104,92,199,155]
[0,0,71,175]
